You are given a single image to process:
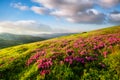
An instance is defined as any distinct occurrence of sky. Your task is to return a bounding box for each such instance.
[0,0,120,35]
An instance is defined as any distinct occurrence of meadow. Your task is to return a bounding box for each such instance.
[0,26,120,80]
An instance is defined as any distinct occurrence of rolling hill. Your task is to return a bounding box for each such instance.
[0,33,45,49]
[0,33,74,49]
[0,26,120,80]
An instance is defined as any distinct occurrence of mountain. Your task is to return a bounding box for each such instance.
[34,33,77,39]
[0,33,45,49]
[0,26,120,80]
[0,33,75,49]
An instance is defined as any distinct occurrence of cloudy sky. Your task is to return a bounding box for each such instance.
[0,0,120,34]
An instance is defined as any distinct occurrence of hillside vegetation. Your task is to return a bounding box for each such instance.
[0,33,45,49]
[0,26,120,80]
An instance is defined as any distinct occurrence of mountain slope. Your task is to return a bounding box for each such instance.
[0,26,120,80]
[35,33,76,39]
[0,33,45,49]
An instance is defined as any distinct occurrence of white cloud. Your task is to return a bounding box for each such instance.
[0,20,53,34]
[31,6,49,14]
[87,9,100,15]
[32,0,106,24]
[110,14,120,21]
[11,2,29,10]
[10,0,120,24]
[109,11,120,24]
[51,8,105,24]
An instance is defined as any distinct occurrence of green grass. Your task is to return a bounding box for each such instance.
[0,26,120,80]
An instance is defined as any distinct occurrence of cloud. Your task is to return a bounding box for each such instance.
[32,0,93,10]
[11,0,120,24]
[109,11,120,24]
[66,10,105,24]
[11,2,29,10]
[0,20,53,34]
[0,20,81,34]
[32,0,106,24]
[98,0,120,8]
[31,6,49,14]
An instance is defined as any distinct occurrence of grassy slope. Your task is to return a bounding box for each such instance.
[0,26,120,80]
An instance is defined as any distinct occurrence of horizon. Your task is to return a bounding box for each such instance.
[0,0,120,35]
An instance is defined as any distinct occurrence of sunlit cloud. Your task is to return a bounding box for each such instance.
[31,6,49,14]
[0,20,52,34]
[31,0,120,24]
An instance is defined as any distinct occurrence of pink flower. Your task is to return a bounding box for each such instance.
[79,50,86,55]
[103,51,108,58]
[108,45,112,49]
[37,59,43,63]
[74,43,79,48]
[64,56,73,64]
[81,43,85,47]
[40,70,50,76]
[37,58,53,69]
[26,50,46,66]
[93,45,98,50]
[65,58,69,62]
[66,49,74,56]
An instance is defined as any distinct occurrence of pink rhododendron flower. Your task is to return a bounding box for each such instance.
[103,51,108,58]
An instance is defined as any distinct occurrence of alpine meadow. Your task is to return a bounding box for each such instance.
[0,0,120,80]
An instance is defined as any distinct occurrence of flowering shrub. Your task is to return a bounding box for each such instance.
[64,56,74,64]
[25,31,120,79]
[37,58,52,75]
[40,70,50,76]
[1,27,120,80]
[26,50,46,66]
[37,58,52,69]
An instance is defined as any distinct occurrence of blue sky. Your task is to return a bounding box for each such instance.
[0,0,120,34]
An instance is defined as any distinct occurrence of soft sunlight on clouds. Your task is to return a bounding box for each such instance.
[0,20,53,34]
[11,2,29,10]
[0,20,80,34]
[31,6,49,14]
[31,0,120,24]
[1,0,119,35]
[11,0,120,25]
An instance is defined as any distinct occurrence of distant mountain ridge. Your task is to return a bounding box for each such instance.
[36,33,77,39]
[0,33,45,49]
[0,33,76,49]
